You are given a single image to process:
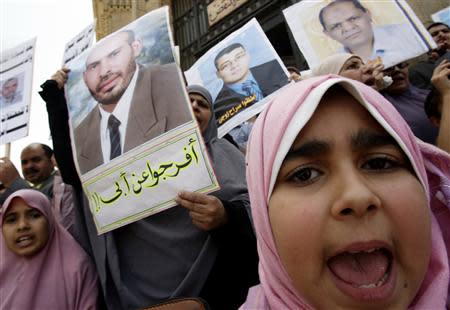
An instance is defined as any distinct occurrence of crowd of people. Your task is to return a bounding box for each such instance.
[0,4,449,309]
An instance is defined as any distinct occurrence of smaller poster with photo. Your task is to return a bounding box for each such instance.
[283,0,437,69]
[0,38,36,145]
[185,18,290,139]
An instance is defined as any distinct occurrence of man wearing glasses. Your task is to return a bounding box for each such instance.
[213,43,288,147]
[319,0,420,67]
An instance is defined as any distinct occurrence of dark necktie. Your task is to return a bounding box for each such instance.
[108,115,122,160]
[242,80,263,101]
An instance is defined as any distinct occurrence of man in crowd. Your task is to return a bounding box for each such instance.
[409,22,450,89]
[0,143,55,203]
[382,62,438,144]
[0,77,22,107]
[0,143,75,231]
[424,59,450,152]
[20,143,56,196]
[213,42,288,148]
[74,30,191,174]
[319,0,421,66]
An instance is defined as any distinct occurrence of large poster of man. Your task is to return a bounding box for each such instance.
[185,19,289,139]
[0,38,36,145]
[65,7,219,233]
[283,0,437,69]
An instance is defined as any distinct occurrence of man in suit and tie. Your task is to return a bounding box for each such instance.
[213,43,288,148]
[74,30,191,174]
[214,43,288,117]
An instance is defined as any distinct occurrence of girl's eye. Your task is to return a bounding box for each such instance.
[4,215,16,224]
[362,156,399,171]
[29,210,42,219]
[288,167,322,185]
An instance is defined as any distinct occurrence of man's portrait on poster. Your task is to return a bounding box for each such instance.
[0,74,24,108]
[213,42,288,123]
[319,0,424,65]
[72,29,191,174]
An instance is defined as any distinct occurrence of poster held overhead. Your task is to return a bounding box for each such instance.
[64,7,219,234]
[283,0,437,69]
[184,18,290,140]
[0,38,36,145]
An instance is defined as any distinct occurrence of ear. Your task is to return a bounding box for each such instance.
[216,71,221,80]
[131,40,143,58]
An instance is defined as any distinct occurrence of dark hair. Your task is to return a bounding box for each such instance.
[40,144,54,159]
[319,0,368,30]
[424,87,442,120]
[286,66,301,75]
[426,22,450,32]
[214,43,246,69]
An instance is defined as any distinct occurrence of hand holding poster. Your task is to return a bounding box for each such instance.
[0,38,36,145]
[64,7,219,233]
[184,19,289,140]
[283,0,437,69]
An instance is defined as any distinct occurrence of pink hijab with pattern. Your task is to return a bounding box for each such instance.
[241,76,450,309]
[1,189,98,309]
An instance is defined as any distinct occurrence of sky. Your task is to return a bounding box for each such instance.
[0,0,94,172]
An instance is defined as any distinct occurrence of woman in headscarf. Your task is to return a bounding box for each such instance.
[241,75,450,309]
[311,53,388,90]
[1,189,98,309]
[39,71,258,309]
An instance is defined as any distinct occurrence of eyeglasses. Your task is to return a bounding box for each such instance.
[218,51,247,71]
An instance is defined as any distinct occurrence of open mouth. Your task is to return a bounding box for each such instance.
[327,246,396,301]
[16,235,34,247]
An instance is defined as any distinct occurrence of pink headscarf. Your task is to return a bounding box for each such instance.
[1,189,98,309]
[311,53,359,76]
[242,75,450,309]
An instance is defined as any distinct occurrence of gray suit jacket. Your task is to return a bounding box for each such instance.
[74,63,191,174]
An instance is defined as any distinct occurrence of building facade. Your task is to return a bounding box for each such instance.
[93,0,449,70]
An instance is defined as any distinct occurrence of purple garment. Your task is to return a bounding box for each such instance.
[383,85,438,144]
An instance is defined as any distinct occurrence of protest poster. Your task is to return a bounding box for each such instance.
[62,22,96,66]
[432,7,450,26]
[0,38,36,145]
[283,0,437,69]
[64,6,219,234]
[184,18,289,138]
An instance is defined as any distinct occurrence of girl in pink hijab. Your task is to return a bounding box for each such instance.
[242,75,450,309]
[1,189,98,309]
